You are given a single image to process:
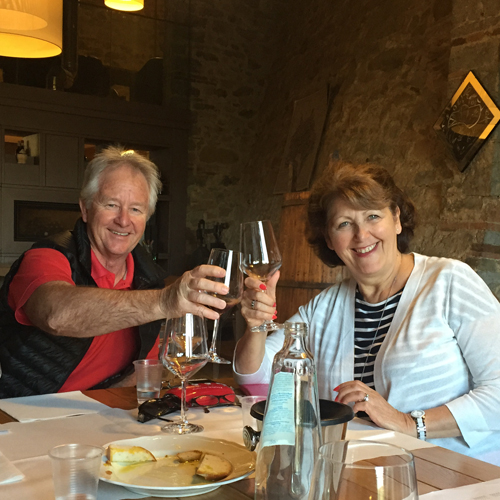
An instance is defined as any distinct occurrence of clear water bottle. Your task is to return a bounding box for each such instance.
[254,322,322,500]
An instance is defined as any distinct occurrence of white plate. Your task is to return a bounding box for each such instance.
[100,435,256,498]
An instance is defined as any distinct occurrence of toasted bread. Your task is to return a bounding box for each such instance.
[196,453,232,481]
[106,444,156,463]
[177,450,203,463]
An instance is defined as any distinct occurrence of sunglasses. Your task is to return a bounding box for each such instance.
[137,394,180,423]
[137,393,239,423]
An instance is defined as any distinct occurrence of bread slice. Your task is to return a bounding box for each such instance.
[177,450,203,463]
[196,453,232,481]
[106,444,156,463]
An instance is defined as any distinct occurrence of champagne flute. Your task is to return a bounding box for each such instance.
[309,440,418,500]
[206,248,244,364]
[159,314,209,434]
[240,220,282,332]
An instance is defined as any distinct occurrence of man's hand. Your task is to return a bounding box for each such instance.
[161,265,229,320]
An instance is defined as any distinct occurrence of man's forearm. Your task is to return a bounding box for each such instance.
[25,282,167,337]
[23,265,228,338]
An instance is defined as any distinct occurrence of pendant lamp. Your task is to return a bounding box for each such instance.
[104,0,144,12]
[0,0,63,58]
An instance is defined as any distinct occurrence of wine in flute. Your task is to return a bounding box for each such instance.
[244,263,282,282]
[164,355,207,379]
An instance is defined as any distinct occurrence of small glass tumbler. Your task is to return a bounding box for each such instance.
[49,443,103,500]
[133,359,164,405]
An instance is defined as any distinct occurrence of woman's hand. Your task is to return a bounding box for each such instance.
[234,270,280,374]
[335,380,414,436]
[240,271,280,329]
[162,265,229,320]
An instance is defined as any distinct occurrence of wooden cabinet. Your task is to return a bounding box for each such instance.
[0,83,189,275]
[45,134,80,188]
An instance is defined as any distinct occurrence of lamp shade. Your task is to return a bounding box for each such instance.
[0,0,63,58]
[104,0,144,12]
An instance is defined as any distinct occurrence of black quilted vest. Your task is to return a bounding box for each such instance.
[0,218,167,398]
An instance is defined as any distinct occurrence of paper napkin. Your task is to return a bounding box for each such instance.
[0,391,109,422]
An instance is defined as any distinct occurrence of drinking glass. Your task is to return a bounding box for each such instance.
[308,440,418,500]
[240,220,282,332]
[49,444,103,500]
[159,314,209,434]
[206,248,244,364]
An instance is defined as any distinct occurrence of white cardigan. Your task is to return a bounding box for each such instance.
[234,253,500,464]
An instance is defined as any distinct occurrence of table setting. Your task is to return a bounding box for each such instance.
[1,387,500,499]
[0,390,251,499]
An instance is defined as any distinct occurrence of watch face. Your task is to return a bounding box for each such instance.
[411,410,425,418]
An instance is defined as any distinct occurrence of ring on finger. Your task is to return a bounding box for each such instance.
[251,300,256,310]
[362,393,369,402]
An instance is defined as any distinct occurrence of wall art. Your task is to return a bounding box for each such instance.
[434,71,500,172]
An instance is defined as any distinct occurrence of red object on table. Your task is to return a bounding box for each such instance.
[165,382,236,407]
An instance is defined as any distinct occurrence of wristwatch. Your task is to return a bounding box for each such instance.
[410,410,426,440]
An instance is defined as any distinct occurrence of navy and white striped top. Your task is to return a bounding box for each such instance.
[354,287,404,389]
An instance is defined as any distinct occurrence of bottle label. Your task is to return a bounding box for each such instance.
[261,371,295,448]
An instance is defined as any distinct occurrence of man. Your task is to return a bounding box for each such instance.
[0,146,227,398]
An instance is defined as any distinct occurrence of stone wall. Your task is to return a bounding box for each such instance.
[174,0,284,257]
[243,0,455,252]
[190,0,500,297]
[181,0,456,258]
[444,0,500,296]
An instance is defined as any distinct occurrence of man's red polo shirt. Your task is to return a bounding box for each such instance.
[8,248,146,392]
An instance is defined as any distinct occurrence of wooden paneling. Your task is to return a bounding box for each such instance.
[276,191,344,322]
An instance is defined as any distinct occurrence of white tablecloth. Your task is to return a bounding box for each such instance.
[0,401,433,500]
[0,404,245,499]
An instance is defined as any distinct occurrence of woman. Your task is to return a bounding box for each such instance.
[234,160,500,465]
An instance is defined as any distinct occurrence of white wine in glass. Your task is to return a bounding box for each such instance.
[240,220,283,332]
[206,248,244,364]
[160,314,208,434]
[308,440,418,500]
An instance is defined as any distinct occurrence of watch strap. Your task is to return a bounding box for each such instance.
[411,411,426,440]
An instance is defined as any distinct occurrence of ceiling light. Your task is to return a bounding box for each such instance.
[0,0,63,58]
[104,0,144,12]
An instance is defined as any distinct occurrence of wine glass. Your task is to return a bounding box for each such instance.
[309,440,418,500]
[206,248,244,364]
[159,314,209,434]
[240,220,282,332]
